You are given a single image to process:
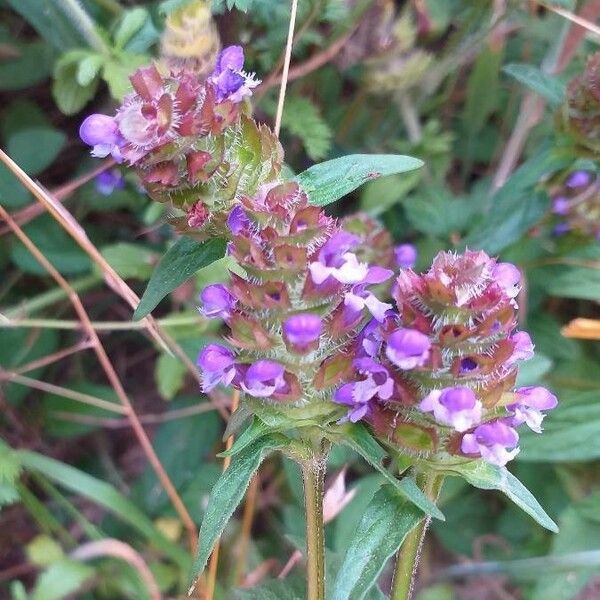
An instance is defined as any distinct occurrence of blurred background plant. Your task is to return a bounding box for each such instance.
[0,0,599,599]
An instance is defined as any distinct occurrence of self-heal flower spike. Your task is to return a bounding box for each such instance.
[200,284,237,319]
[461,421,520,466]
[419,387,482,432]
[197,344,236,392]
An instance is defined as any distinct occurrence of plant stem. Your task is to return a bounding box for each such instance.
[301,447,328,600]
[390,474,444,600]
[57,0,109,54]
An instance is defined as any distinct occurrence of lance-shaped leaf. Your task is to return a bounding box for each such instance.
[134,237,226,320]
[295,154,423,207]
[343,424,444,520]
[503,63,565,106]
[332,484,423,600]
[188,434,286,591]
[218,417,271,458]
[445,460,558,532]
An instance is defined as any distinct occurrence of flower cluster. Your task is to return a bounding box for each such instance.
[549,170,600,239]
[333,250,557,466]
[80,47,281,229]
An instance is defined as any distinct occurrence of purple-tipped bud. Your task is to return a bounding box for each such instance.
[79,114,122,161]
[200,284,236,319]
[385,328,431,369]
[240,360,286,398]
[507,386,558,433]
[95,169,125,196]
[507,331,534,365]
[552,196,570,215]
[197,344,236,392]
[566,170,592,188]
[283,313,322,353]
[493,262,521,299]
[419,386,482,432]
[394,243,417,269]
[210,45,259,102]
[461,420,520,466]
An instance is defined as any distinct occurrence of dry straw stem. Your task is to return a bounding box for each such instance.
[0,149,229,421]
[70,539,161,600]
[562,318,600,340]
[0,203,198,553]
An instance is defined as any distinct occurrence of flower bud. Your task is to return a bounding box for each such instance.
[385,328,431,369]
[394,243,417,269]
[240,360,286,398]
[199,284,236,319]
[197,344,236,392]
[283,313,322,353]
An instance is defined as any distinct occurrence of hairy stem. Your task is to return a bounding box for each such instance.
[301,446,328,600]
[56,0,109,54]
[391,474,444,600]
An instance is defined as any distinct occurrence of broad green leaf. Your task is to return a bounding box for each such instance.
[101,242,159,280]
[114,8,149,49]
[503,63,565,106]
[359,172,421,217]
[52,51,98,115]
[295,154,424,207]
[155,353,187,400]
[76,54,104,87]
[31,560,94,600]
[134,237,226,320]
[332,484,423,600]
[189,435,285,587]
[218,417,271,458]
[343,424,444,520]
[26,535,64,567]
[445,461,557,532]
[519,390,600,462]
[17,450,188,568]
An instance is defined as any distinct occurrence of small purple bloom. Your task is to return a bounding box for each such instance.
[461,420,520,466]
[199,284,236,319]
[309,231,370,285]
[507,386,558,433]
[283,313,322,352]
[209,45,259,102]
[419,386,482,432]
[334,384,369,423]
[552,196,570,215]
[94,169,125,196]
[197,344,236,392]
[79,114,123,161]
[344,289,392,323]
[357,319,384,358]
[227,205,252,235]
[507,331,534,365]
[552,223,570,236]
[566,170,592,188]
[493,262,521,299]
[385,328,431,369]
[394,244,417,269]
[240,360,286,398]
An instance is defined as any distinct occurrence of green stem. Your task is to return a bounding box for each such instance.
[390,474,444,600]
[56,0,109,54]
[301,447,328,600]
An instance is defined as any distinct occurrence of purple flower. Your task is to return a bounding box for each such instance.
[552,196,570,215]
[197,344,236,392]
[461,420,520,466]
[309,231,369,285]
[283,313,322,352]
[552,223,570,236]
[240,360,286,398]
[566,170,592,188]
[507,386,558,433]
[209,45,260,102]
[227,205,252,235]
[394,244,417,269]
[200,284,236,319]
[419,386,482,432]
[493,262,521,299]
[385,328,431,369]
[507,331,534,365]
[95,169,125,196]
[79,114,123,161]
[334,358,394,422]
[344,277,393,322]
[357,319,384,358]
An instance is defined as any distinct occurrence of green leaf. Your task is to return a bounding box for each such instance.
[332,484,423,600]
[519,390,600,462]
[343,424,444,520]
[503,63,566,106]
[17,450,188,568]
[100,242,159,280]
[102,54,149,101]
[76,54,104,87]
[155,353,187,400]
[235,577,305,599]
[189,435,285,587]
[218,417,270,458]
[114,8,149,49]
[295,154,424,207]
[26,535,64,567]
[281,96,333,161]
[445,461,558,532]
[52,51,98,115]
[134,237,226,320]
[31,560,94,600]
